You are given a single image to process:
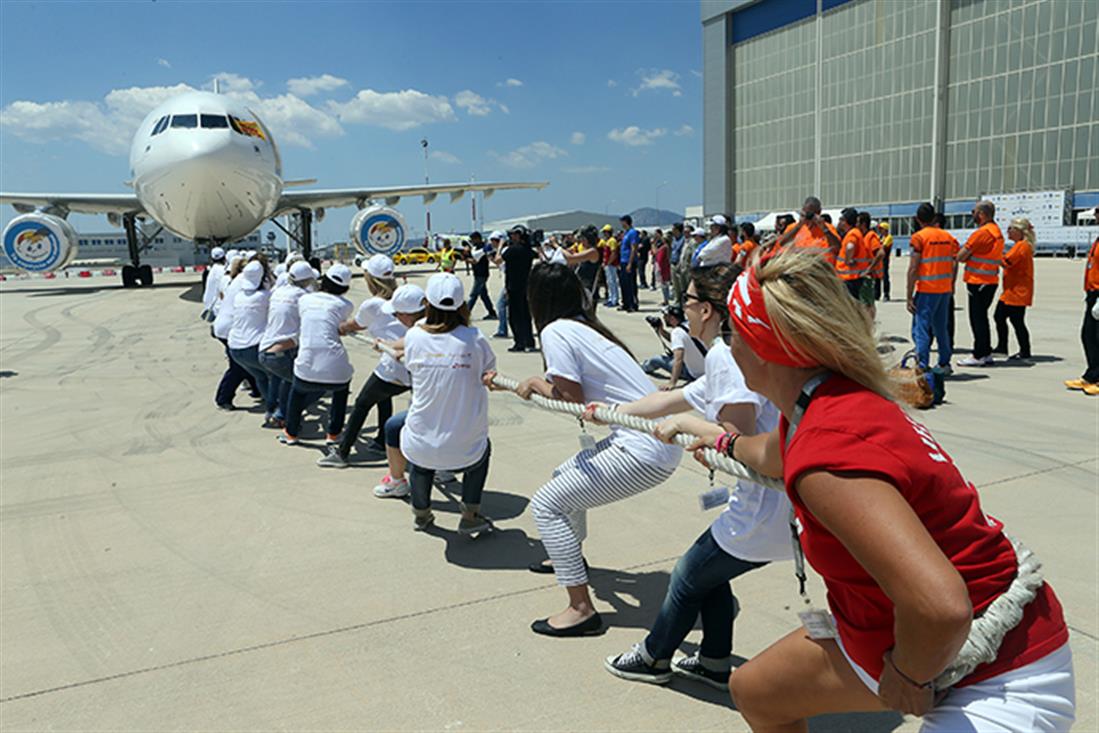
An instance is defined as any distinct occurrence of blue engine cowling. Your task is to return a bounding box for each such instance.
[2,212,79,273]
[349,206,406,257]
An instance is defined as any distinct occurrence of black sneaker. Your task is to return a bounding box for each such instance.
[672,653,730,690]
[604,645,671,685]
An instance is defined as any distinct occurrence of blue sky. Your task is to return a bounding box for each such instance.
[0,1,702,243]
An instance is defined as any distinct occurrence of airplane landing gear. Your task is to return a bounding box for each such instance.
[121,213,162,288]
[122,264,138,288]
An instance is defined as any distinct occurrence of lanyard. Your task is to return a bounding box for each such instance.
[785,372,831,604]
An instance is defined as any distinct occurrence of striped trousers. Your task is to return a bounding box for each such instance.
[531,437,675,587]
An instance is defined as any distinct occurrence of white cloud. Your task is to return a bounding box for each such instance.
[156,58,171,68]
[287,74,349,97]
[633,69,682,97]
[328,88,456,131]
[607,126,667,147]
[232,91,343,148]
[690,69,703,78]
[430,150,462,164]
[212,71,256,93]
[497,78,524,88]
[674,124,694,137]
[570,132,586,145]
[491,141,567,169]
[607,79,618,88]
[454,89,508,117]
[562,165,609,174]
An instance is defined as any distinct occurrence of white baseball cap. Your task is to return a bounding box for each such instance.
[325,263,353,287]
[383,284,426,315]
[274,262,287,276]
[311,267,321,279]
[870,220,879,228]
[245,250,257,259]
[708,215,728,227]
[692,227,708,237]
[365,254,395,279]
[286,251,304,265]
[489,230,505,241]
[289,261,314,282]
[240,260,264,290]
[425,272,464,311]
[211,246,225,260]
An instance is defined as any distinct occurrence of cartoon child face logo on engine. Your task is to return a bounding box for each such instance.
[4,223,62,271]
[16,229,52,264]
[364,215,404,255]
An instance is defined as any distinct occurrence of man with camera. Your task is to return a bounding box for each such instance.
[640,305,706,389]
[774,195,841,264]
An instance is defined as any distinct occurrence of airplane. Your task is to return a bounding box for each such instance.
[1,90,547,287]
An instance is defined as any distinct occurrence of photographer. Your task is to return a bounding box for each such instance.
[641,305,706,389]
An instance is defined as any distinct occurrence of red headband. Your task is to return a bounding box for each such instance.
[727,265,818,368]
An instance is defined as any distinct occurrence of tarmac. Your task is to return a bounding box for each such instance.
[0,257,1095,732]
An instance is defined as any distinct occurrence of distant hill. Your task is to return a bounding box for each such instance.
[629,207,683,227]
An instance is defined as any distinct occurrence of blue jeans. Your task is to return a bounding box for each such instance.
[494,290,508,337]
[259,348,297,420]
[284,376,350,439]
[643,529,767,663]
[641,353,694,382]
[603,265,620,306]
[384,410,407,449]
[409,441,491,511]
[228,344,271,411]
[467,276,496,317]
[912,291,952,372]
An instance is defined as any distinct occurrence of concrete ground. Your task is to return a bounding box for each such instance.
[0,257,1095,732]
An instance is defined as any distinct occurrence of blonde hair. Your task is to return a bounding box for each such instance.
[364,273,398,299]
[1008,217,1036,247]
[757,248,895,401]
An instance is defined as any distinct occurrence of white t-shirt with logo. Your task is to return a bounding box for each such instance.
[683,340,791,562]
[203,263,225,311]
[293,292,355,384]
[541,319,681,471]
[260,284,307,351]
[212,276,243,340]
[354,297,410,386]
[669,327,707,379]
[228,287,271,349]
[696,234,734,266]
[401,325,496,471]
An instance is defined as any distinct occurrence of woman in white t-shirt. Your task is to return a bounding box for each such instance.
[508,263,682,638]
[228,258,275,418]
[280,264,356,446]
[600,263,791,689]
[317,256,420,468]
[401,273,496,534]
[212,253,259,410]
[258,260,316,428]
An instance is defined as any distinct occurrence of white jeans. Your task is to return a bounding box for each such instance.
[840,638,1075,732]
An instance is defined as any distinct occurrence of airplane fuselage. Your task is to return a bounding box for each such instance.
[130,91,283,243]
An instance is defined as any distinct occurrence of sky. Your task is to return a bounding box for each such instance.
[0,1,703,244]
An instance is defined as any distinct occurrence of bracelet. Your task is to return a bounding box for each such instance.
[714,432,732,455]
[728,433,741,460]
[887,652,935,691]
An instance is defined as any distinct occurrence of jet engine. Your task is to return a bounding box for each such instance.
[2,212,79,273]
[349,206,406,257]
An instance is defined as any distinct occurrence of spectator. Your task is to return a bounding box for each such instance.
[669,223,688,302]
[932,213,960,348]
[693,215,734,267]
[957,200,1004,367]
[654,234,672,305]
[465,231,498,320]
[619,215,641,312]
[774,196,841,264]
[836,208,872,306]
[599,224,621,308]
[641,305,706,388]
[437,238,457,273]
[1065,206,1099,395]
[993,218,1035,362]
[907,203,957,394]
[735,222,759,268]
[675,228,707,305]
[865,220,884,301]
[637,231,651,290]
[503,225,537,352]
[877,221,894,300]
[489,231,509,339]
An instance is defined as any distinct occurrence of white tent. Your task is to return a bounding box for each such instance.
[752,208,844,232]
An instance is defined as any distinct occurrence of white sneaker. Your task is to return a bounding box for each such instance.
[374,475,410,498]
[957,356,991,367]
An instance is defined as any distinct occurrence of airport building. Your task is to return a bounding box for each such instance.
[701,0,1099,247]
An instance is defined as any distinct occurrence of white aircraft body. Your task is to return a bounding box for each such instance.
[1,91,546,286]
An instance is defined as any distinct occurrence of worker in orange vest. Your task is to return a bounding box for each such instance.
[1065,205,1099,395]
[907,202,958,393]
[993,217,1035,362]
[836,208,873,307]
[877,221,894,300]
[865,219,884,301]
[956,200,1004,366]
[774,195,841,265]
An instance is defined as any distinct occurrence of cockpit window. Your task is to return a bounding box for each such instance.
[171,114,198,129]
[151,116,170,136]
[200,114,229,129]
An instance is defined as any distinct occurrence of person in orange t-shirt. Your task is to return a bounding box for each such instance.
[1065,206,1099,394]
[775,196,841,264]
[735,221,759,267]
[865,221,884,300]
[957,200,1004,366]
[993,218,1034,361]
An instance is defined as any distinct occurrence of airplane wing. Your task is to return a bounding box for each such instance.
[0,192,144,215]
[275,180,547,215]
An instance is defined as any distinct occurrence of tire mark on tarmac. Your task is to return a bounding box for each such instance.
[0,554,679,704]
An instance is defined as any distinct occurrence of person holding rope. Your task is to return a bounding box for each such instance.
[502,262,681,637]
[228,257,276,421]
[683,249,1072,731]
[258,260,316,429]
[602,263,791,690]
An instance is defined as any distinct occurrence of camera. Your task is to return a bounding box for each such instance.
[645,315,662,329]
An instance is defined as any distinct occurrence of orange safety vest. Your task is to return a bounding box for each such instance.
[962,222,1004,285]
[836,228,870,281]
[910,226,957,294]
[1086,236,1099,292]
[786,221,838,266]
[865,230,883,279]
[1000,240,1034,307]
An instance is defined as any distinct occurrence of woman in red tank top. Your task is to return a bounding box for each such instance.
[683,249,1074,732]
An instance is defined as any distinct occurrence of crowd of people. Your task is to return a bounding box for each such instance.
[196,196,1093,730]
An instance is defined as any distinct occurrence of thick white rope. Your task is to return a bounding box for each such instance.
[368,335,1041,687]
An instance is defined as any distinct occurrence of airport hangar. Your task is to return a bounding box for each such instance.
[700,0,1099,247]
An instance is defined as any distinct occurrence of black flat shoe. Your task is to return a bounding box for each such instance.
[528,557,588,575]
[531,612,604,637]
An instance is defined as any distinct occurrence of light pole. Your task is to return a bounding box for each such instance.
[604,200,616,215]
[421,138,431,247]
[655,180,669,212]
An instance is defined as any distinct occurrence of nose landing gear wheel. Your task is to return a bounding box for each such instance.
[121,264,138,288]
[137,264,154,287]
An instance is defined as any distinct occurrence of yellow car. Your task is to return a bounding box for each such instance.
[393,247,437,265]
